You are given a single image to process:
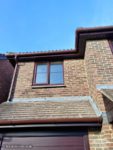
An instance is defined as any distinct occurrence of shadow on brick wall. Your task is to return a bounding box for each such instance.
[102,95,113,124]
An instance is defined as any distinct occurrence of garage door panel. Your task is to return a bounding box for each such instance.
[1,133,88,150]
[1,147,84,150]
[2,136,84,146]
[30,147,84,150]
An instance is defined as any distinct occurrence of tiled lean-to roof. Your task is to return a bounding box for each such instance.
[0,98,101,125]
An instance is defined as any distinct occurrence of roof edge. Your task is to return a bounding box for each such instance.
[6,49,76,57]
[0,117,102,126]
[5,26,113,64]
[6,49,80,66]
[76,26,113,57]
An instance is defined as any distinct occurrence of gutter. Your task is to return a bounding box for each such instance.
[0,117,102,126]
[0,123,102,129]
[7,55,18,101]
[7,52,81,64]
[6,49,76,57]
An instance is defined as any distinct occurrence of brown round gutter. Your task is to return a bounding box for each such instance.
[0,117,102,125]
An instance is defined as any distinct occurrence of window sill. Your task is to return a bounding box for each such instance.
[32,84,66,89]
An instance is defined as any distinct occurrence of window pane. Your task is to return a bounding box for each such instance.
[50,62,63,73]
[50,62,63,84]
[36,64,48,84]
[36,73,47,84]
[37,64,47,73]
[50,73,63,84]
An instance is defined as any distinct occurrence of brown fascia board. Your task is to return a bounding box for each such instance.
[0,117,102,126]
[6,26,113,64]
[76,26,113,57]
[6,49,81,65]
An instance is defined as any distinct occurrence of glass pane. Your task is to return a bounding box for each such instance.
[37,64,47,73]
[50,63,63,73]
[36,73,47,84]
[50,72,63,84]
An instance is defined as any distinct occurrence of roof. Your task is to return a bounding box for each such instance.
[0,99,102,125]
[6,26,113,66]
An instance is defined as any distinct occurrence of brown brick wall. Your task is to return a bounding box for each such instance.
[85,40,113,111]
[0,59,14,103]
[12,59,89,99]
[89,125,113,150]
[85,39,113,149]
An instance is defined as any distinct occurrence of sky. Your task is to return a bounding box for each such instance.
[0,0,113,53]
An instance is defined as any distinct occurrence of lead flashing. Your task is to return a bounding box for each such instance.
[10,96,92,103]
[96,84,113,90]
[88,97,102,117]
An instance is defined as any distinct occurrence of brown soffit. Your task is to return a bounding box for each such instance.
[0,117,102,126]
[6,26,113,64]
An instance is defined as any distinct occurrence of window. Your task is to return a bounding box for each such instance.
[33,62,64,85]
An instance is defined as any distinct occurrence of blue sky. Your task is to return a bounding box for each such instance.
[0,0,113,53]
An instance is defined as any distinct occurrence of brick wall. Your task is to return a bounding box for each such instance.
[0,59,14,103]
[12,59,89,99]
[85,40,113,111]
[85,39,113,149]
[89,125,113,150]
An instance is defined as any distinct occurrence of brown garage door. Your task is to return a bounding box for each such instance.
[1,135,88,150]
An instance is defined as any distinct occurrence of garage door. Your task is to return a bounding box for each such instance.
[0,135,88,150]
